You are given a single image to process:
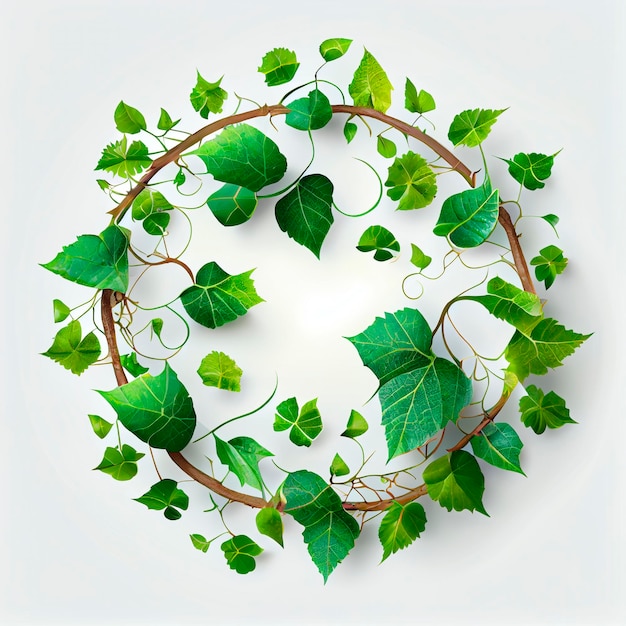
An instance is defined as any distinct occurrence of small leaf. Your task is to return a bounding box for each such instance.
[190,72,228,118]
[409,243,432,270]
[343,120,357,143]
[95,137,152,178]
[151,318,164,339]
[448,108,506,147]
[274,397,323,447]
[530,245,568,289]
[356,225,400,261]
[519,385,576,434]
[540,213,560,233]
[96,179,110,190]
[214,435,273,492]
[134,479,189,520]
[221,535,263,574]
[319,38,352,62]
[42,320,101,375]
[341,410,368,438]
[404,79,435,114]
[349,48,393,113]
[174,169,186,187]
[157,107,179,131]
[470,423,525,474]
[132,189,174,221]
[190,534,212,553]
[504,152,558,190]
[120,353,149,378]
[94,444,144,481]
[114,101,147,134]
[285,89,333,131]
[376,135,397,158]
[207,184,258,226]
[197,351,242,392]
[379,501,427,562]
[385,151,437,211]
[258,48,299,86]
[330,453,350,477]
[88,414,113,439]
[53,299,71,323]
[256,507,284,547]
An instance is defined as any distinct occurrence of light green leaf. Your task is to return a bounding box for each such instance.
[53,298,71,323]
[530,245,568,289]
[190,533,212,553]
[190,124,287,192]
[330,453,350,477]
[433,179,499,248]
[214,435,273,492]
[207,184,258,226]
[197,351,242,392]
[41,224,130,292]
[385,151,437,211]
[134,479,189,520]
[343,120,357,143]
[275,174,334,258]
[88,414,113,439]
[258,48,299,86]
[190,72,228,118]
[377,135,397,158]
[341,410,368,438]
[120,352,149,378]
[42,320,101,375]
[157,107,180,131]
[404,79,435,114]
[448,108,505,147]
[379,501,427,562]
[96,179,110,191]
[179,262,263,329]
[470,423,525,474]
[409,243,432,270]
[114,101,147,134]
[519,385,576,434]
[94,444,144,481]
[256,507,284,547]
[98,363,196,452]
[221,535,263,574]
[285,89,332,131]
[356,225,400,261]
[319,38,352,62]
[349,48,393,113]
[95,136,152,178]
[283,470,360,582]
[274,397,323,447]
[423,450,487,514]
[504,152,558,190]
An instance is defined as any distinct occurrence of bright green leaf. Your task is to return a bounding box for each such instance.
[157,107,179,131]
[88,414,113,439]
[120,353,149,377]
[504,152,557,190]
[134,479,189,520]
[356,225,400,261]
[53,299,70,323]
[256,507,284,547]
[190,72,228,118]
[95,136,152,178]
[114,101,147,134]
[94,445,144,481]
[142,213,169,236]
[151,318,164,339]
[221,535,263,574]
[330,453,350,477]
[174,169,186,187]
[377,135,397,158]
[274,397,323,447]
[349,48,393,113]
[343,120,357,143]
[341,410,368,438]
[285,88,332,131]
[385,151,437,211]
[404,79,435,114]
[96,179,110,191]
[190,534,212,553]
[409,243,432,270]
[470,423,525,474]
[42,320,101,375]
[132,189,174,220]
[319,38,352,62]
[448,108,505,147]
[207,184,258,226]
[519,385,576,434]
[258,48,299,86]
[530,245,568,289]
[379,501,426,562]
[197,351,242,392]
[214,435,273,492]
[540,213,560,234]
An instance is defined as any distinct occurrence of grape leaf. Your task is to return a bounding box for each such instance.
[356,225,400,261]
[94,445,144,481]
[433,179,499,248]
[349,48,393,113]
[120,352,149,378]
[114,101,146,134]
[190,124,287,192]
[283,470,360,582]
[42,320,101,375]
[470,423,525,474]
[330,453,350,477]
[179,262,263,329]
[504,152,557,190]
[341,410,368,438]
[258,48,299,86]
[95,136,152,178]
[378,501,427,562]
[274,397,323,447]
[285,89,332,131]
[377,135,397,158]
[214,435,273,492]
[448,108,505,147]
[98,363,196,452]
[423,450,487,514]
[319,38,352,62]
[256,507,284,547]
[519,385,576,434]
[409,243,432,270]
[157,108,180,131]
[41,224,130,292]
[385,151,437,211]
[221,535,263,574]
[207,184,258,226]
[190,72,227,118]
[343,120,357,143]
[134,479,189,520]
[190,534,212,553]
[404,78,435,114]
[88,414,113,439]
[197,350,242,392]
[275,174,334,258]
[53,299,70,323]
[530,245,568,289]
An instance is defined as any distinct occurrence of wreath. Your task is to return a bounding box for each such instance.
[42,38,589,581]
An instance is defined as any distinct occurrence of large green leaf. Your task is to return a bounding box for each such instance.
[348,48,393,113]
[98,363,196,452]
[423,450,487,514]
[283,470,360,582]
[470,423,525,474]
[114,101,146,134]
[207,184,258,226]
[94,445,144,481]
[404,79,435,114]
[179,262,263,329]
[134,479,189,520]
[448,108,505,147]
[285,89,332,131]
[258,48,299,86]
[378,501,427,562]
[319,38,352,62]
[273,397,323,447]
[214,435,273,492]
[42,319,101,375]
[42,224,130,292]
[190,72,227,118]
[356,225,400,261]
[519,385,576,434]
[221,535,263,574]
[530,245,568,290]
[433,180,499,248]
[197,350,242,392]
[190,124,287,192]
[275,174,334,258]
[385,152,437,211]
[95,137,152,178]
[504,152,557,190]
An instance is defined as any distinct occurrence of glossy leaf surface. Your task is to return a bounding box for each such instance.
[409,243,432,270]
[274,397,323,447]
[505,152,557,190]
[88,414,113,439]
[285,89,332,131]
[330,453,350,477]
[341,410,368,438]
[470,423,525,474]
[378,501,426,562]
[319,38,352,61]
[256,507,284,547]
[120,353,149,378]
[134,479,189,520]
[114,101,146,134]
[215,435,273,492]
[207,184,258,226]
[385,151,437,211]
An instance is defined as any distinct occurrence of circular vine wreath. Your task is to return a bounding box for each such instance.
[42,39,590,581]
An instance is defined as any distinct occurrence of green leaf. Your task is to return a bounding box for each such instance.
[448,108,505,147]
[376,135,397,158]
[190,72,228,118]
[258,48,299,86]
[519,385,576,434]
[319,38,352,62]
[221,535,263,574]
[404,79,435,114]
[349,48,393,113]
[530,245,568,289]
[341,410,368,438]
[134,479,189,520]
[151,318,164,339]
[131,189,174,235]
[157,107,179,131]
[470,423,525,474]
[433,179,499,248]
[505,318,590,382]
[504,152,557,190]
[283,470,360,582]
[142,214,168,236]
[42,320,101,375]
[114,101,146,134]
[179,262,263,329]
[174,169,186,187]
[96,179,110,191]
[207,184,258,226]
[285,89,333,131]
[95,136,152,178]
[88,414,113,439]
[356,225,400,262]
[330,453,350,477]
[53,298,71,323]
[41,224,130,292]
[197,351,242,392]
[385,151,437,211]
[423,450,487,514]
[98,363,196,452]
[94,444,144,481]
[409,243,432,270]
[191,124,287,192]
[256,507,284,547]
[214,435,273,492]
[275,174,334,258]
[343,120,357,143]
[540,213,560,233]
[378,501,427,562]
[274,397,323,447]
[120,353,149,378]
[190,533,212,553]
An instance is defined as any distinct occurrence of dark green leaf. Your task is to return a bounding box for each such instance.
[42,320,101,375]
[221,535,263,574]
[330,453,350,477]
[179,262,263,329]
[448,108,505,147]
[377,135,397,158]
[285,89,332,131]
[283,470,359,582]
[197,351,242,392]
[404,79,435,114]
[52,298,70,323]
[385,151,437,211]
[470,423,525,474]
[88,414,113,439]
[343,120,357,143]
[379,501,426,562]
[349,48,393,113]
[174,169,186,187]
[530,245,568,289]
[207,184,257,226]
[157,107,179,131]
[190,72,228,118]
[114,101,147,134]
[319,38,352,62]
[214,435,273,492]
[95,137,152,178]
[256,507,284,547]
[134,479,189,520]
[120,353,149,377]
[504,152,557,190]
[94,444,144,481]
[98,363,196,452]
[409,243,432,270]
[519,385,576,434]
[356,225,400,262]
[341,410,368,438]
[190,533,212,553]
[274,397,323,447]
[258,48,299,86]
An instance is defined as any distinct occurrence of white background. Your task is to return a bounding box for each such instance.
[2,1,625,624]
